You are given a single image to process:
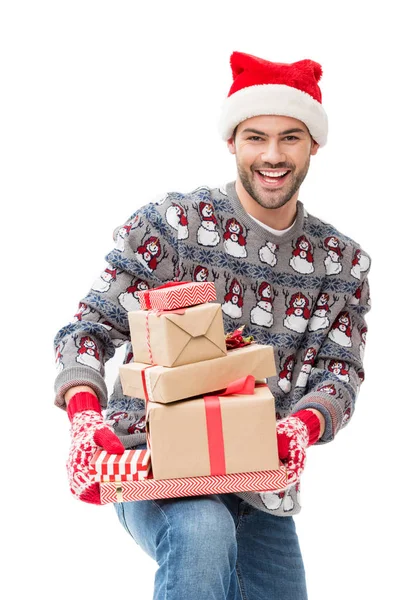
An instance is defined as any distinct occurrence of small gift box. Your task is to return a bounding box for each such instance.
[128,302,227,368]
[119,343,276,404]
[89,448,151,482]
[146,377,279,480]
[98,467,288,504]
[138,280,217,311]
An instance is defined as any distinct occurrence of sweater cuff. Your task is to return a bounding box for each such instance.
[54,366,108,410]
[291,393,344,443]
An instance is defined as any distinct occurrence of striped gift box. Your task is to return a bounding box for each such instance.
[89,448,151,482]
[99,467,288,504]
[137,281,216,311]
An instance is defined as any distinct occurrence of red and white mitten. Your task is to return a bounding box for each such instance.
[66,392,124,505]
[276,410,321,484]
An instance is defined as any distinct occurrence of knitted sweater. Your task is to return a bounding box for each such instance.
[54,181,371,513]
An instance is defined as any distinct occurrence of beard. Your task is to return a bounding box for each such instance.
[237,155,311,210]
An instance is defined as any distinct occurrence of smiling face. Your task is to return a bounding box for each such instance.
[229,220,240,233]
[294,296,306,308]
[227,115,319,210]
[299,240,309,250]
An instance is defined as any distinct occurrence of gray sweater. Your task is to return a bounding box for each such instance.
[54,181,371,514]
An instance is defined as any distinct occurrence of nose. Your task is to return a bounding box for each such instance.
[260,140,285,165]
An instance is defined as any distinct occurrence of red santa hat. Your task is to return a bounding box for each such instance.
[218,52,328,146]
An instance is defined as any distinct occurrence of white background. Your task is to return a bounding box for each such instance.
[1,1,398,598]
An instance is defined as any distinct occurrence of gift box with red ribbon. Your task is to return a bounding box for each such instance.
[146,376,279,480]
[128,302,227,368]
[119,343,276,404]
[137,280,217,311]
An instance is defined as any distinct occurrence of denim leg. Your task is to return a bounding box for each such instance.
[234,505,308,600]
[115,494,241,600]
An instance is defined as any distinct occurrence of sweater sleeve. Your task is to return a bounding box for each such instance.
[53,197,179,410]
[291,253,372,443]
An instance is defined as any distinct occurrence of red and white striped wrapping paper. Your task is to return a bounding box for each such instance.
[89,448,151,482]
[137,281,216,311]
[99,467,288,504]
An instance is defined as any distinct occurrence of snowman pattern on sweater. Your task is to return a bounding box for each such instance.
[328,311,353,347]
[307,292,339,332]
[321,235,344,275]
[289,235,315,274]
[295,347,317,388]
[250,281,275,328]
[283,291,312,333]
[114,214,142,252]
[222,275,246,319]
[91,265,118,293]
[118,278,149,312]
[197,202,220,247]
[223,218,248,258]
[74,335,101,371]
[165,202,189,240]
[259,240,279,266]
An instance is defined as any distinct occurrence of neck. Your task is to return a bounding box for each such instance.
[235,178,298,230]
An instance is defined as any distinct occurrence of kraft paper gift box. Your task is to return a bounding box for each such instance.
[128,302,227,368]
[119,343,276,404]
[147,378,280,480]
[137,280,217,311]
[89,448,151,482]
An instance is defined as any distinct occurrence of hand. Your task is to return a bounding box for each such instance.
[276,410,321,484]
[66,392,124,505]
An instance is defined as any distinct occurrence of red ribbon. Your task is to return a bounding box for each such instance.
[204,375,260,476]
[142,280,192,310]
[141,365,153,405]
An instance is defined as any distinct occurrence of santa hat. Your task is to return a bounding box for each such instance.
[218,52,328,146]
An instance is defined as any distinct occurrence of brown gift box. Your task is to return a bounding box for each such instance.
[128,302,227,367]
[147,383,279,480]
[119,343,276,404]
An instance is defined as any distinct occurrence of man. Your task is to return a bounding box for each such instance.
[54,52,371,599]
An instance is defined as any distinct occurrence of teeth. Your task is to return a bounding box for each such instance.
[259,170,289,178]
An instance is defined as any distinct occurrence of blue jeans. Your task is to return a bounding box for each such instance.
[114,476,308,599]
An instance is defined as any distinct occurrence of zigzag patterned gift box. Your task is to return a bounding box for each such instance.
[89,448,151,482]
[137,280,216,311]
[90,449,287,505]
[100,469,288,505]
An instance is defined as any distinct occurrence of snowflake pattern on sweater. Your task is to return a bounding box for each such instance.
[54,181,371,512]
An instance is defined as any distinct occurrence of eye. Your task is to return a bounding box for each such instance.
[283,136,299,142]
[248,136,263,141]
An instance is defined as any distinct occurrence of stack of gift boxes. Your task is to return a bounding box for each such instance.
[116,280,280,481]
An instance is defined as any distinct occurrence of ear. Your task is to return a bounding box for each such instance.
[227,136,236,155]
[310,140,319,156]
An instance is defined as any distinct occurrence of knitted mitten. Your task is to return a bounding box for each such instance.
[66,392,124,505]
[236,410,320,515]
[276,409,321,484]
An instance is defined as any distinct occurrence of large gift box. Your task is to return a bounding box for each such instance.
[128,302,227,367]
[119,343,276,404]
[137,280,217,311]
[147,378,279,480]
[97,467,288,505]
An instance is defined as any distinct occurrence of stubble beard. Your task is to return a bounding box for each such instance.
[237,155,311,210]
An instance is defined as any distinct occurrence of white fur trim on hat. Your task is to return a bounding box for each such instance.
[218,84,328,146]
